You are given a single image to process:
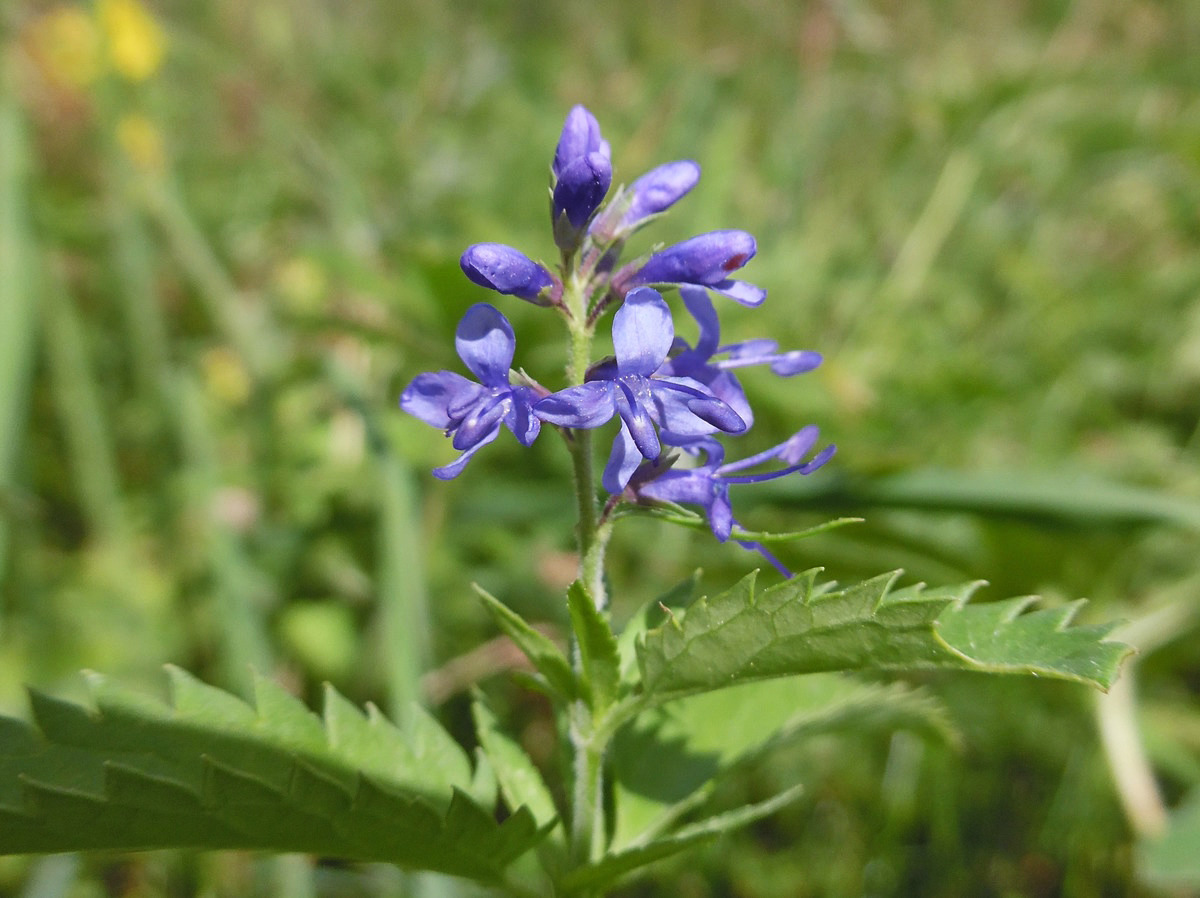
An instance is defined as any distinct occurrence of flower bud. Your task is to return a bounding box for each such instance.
[635,230,757,286]
[460,244,557,304]
[552,105,609,178]
[553,151,613,230]
[621,160,700,227]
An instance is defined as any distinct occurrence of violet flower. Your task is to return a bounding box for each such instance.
[662,286,823,428]
[551,106,613,247]
[460,243,558,305]
[400,303,541,480]
[590,160,702,241]
[630,427,836,541]
[628,230,767,307]
[534,287,747,473]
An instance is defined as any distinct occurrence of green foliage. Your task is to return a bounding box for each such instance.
[475,583,580,703]
[566,581,621,711]
[0,668,543,883]
[1138,788,1200,890]
[636,569,1131,704]
[611,673,954,850]
[559,786,804,895]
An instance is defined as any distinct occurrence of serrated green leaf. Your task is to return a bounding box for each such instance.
[611,673,954,849]
[637,569,1131,703]
[0,669,546,881]
[474,583,579,702]
[567,581,620,711]
[471,694,562,838]
[559,785,804,894]
[616,573,700,687]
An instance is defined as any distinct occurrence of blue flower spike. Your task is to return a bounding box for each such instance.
[535,287,747,471]
[400,303,542,480]
[460,243,559,306]
[551,106,613,251]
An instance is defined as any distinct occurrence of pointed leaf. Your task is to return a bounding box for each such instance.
[471,694,562,837]
[637,569,1131,704]
[567,581,620,711]
[559,785,803,894]
[474,583,579,702]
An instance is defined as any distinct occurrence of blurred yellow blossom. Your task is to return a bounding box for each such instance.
[98,0,166,81]
[116,113,166,172]
[273,257,328,315]
[26,6,103,88]
[200,347,252,407]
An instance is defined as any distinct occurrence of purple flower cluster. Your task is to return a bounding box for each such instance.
[401,105,833,565]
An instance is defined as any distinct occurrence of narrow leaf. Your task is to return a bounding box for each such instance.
[471,694,561,835]
[559,785,803,894]
[474,584,579,702]
[567,581,620,710]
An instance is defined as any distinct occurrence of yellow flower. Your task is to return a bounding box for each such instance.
[116,113,166,172]
[26,6,103,88]
[97,0,166,81]
[201,347,252,407]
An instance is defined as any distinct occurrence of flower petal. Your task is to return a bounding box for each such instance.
[612,288,674,376]
[708,279,767,307]
[534,382,615,428]
[400,370,478,429]
[601,423,643,493]
[504,386,542,447]
[680,285,720,358]
[432,426,500,480]
[455,303,515,387]
[452,391,508,450]
[615,379,660,460]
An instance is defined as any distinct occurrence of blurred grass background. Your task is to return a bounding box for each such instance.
[1,0,1199,895]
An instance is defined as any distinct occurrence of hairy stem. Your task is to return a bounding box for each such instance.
[562,268,611,876]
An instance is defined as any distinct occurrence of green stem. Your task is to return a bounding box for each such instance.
[561,269,612,881]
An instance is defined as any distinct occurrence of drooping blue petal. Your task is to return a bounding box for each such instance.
[679,286,720,358]
[432,427,501,481]
[460,244,556,303]
[534,382,616,428]
[612,288,674,377]
[452,390,510,451]
[614,379,660,460]
[708,279,767,307]
[504,385,542,447]
[400,371,479,429]
[455,303,516,387]
[602,423,643,493]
